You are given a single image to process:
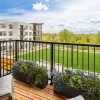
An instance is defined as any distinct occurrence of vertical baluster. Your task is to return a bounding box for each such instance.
[54,44,55,70]
[29,42,30,60]
[46,43,47,68]
[88,46,89,75]
[71,45,73,69]
[50,43,53,85]
[13,41,14,63]
[26,41,27,61]
[32,42,34,61]
[67,45,68,68]
[82,46,84,71]
[77,45,78,67]
[58,44,59,72]
[35,42,36,62]
[62,45,64,72]
[94,46,95,78]
[42,43,43,67]
[10,41,11,73]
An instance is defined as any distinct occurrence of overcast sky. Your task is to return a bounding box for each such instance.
[0,0,100,33]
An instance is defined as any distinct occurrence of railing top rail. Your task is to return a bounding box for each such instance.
[0,40,100,47]
[17,40,100,47]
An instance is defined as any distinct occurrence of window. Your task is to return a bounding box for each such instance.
[33,32,36,36]
[0,24,7,28]
[4,31,7,36]
[9,31,13,36]
[33,37,36,40]
[25,32,28,36]
[0,24,2,28]
[29,26,32,30]
[9,24,13,29]
[25,26,28,30]
[0,32,2,36]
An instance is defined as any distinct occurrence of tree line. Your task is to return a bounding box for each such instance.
[42,29,100,44]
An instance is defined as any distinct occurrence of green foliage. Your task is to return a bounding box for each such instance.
[11,60,38,75]
[12,61,48,86]
[96,31,100,43]
[19,61,38,75]
[74,33,96,44]
[53,73,66,92]
[77,35,87,44]
[26,66,48,86]
[59,29,74,42]
[42,33,60,42]
[42,30,97,44]
[53,70,100,100]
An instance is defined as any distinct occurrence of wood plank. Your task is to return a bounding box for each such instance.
[13,79,68,100]
[14,87,43,100]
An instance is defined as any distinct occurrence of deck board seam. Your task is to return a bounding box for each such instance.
[14,86,50,100]
[14,91,34,100]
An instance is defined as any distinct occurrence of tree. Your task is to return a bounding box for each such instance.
[59,29,74,42]
[96,31,100,44]
[42,33,60,42]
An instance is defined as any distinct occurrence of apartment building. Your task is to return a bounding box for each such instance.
[0,20,43,40]
[0,20,43,50]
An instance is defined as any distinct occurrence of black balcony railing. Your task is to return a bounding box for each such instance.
[0,40,100,82]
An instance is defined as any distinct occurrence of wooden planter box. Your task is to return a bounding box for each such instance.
[54,85,82,98]
[13,73,48,89]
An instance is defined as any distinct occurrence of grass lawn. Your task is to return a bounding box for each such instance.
[19,48,100,73]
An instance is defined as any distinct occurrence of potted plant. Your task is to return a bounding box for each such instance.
[53,69,100,100]
[11,60,48,89]
[26,66,48,88]
[53,71,81,98]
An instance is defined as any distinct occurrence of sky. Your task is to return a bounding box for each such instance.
[0,0,100,34]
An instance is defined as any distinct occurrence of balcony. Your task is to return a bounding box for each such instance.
[13,79,67,100]
[0,40,100,100]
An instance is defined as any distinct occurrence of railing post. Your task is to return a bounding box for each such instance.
[50,43,53,85]
[15,40,18,61]
[0,42,1,77]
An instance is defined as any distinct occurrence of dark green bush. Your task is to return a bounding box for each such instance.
[11,60,48,86]
[53,69,100,100]
[27,66,48,86]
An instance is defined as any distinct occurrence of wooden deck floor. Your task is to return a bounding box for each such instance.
[13,79,68,100]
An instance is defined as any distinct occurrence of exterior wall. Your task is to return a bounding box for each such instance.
[0,20,13,51]
[0,20,13,41]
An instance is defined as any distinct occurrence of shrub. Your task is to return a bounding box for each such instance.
[11,60,38,75]
[11,60,48,86]
[27,66,48,86]
[53,69,100,100]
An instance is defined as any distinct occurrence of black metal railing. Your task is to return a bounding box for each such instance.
[0,40,100,82]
